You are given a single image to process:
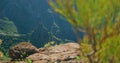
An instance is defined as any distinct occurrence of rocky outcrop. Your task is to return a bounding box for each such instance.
[9,42,38,60]
[8,42,85,63]
[26,43,84,63]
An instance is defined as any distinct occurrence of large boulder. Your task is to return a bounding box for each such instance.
[9,42,38,60]
[26,43,84,63]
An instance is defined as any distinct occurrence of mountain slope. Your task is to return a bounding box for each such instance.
[0,18,18,35]
[0,0,76,49]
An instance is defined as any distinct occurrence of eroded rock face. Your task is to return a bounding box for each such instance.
[26,43,83,63]
[9,42,38,60]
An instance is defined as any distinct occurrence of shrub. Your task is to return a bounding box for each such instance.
[49,0,120,63]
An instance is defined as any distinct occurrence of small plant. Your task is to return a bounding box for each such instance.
[15,61,19,63]
[27,59,32,63]
[75,56,81,60]
[44,41,55,48]
[20,51,28,61]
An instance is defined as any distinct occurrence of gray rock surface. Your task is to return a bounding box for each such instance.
[26,43,84,63]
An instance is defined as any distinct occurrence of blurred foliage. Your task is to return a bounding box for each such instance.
[49,0,120,63]
[98,35,120,63]
[0,39,2,45]
[0,39,3,58]
[0,51,3,58]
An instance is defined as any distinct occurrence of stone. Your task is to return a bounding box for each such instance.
[9,42,38,60]
[26,43,83,63]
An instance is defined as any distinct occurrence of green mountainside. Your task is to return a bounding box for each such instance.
[0,18,18,35]
[0,0,76,51]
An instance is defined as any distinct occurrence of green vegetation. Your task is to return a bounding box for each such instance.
[44,41,55,48]
[14,59,33,63]
[48,21,64,43]
[0,17,18,35]
[27,59,32,63]
[75,56,81,60]
[49,0,120,63]
[0,39,11,62]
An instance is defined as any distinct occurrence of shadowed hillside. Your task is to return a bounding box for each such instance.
[0,0,77,50]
